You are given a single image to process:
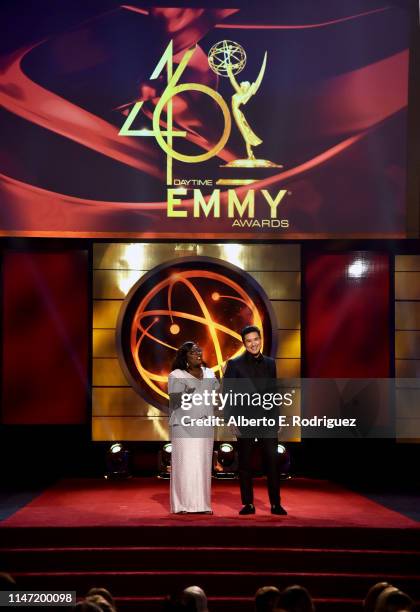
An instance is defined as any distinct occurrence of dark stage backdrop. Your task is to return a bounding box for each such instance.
[0,0,411,238]
[1,250,89,424]
[304,252,390,377]
[0,248,393,425]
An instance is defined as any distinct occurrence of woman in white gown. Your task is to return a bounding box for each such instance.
[168,341,218,514]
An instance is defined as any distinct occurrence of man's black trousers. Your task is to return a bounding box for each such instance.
[237,437,281,506]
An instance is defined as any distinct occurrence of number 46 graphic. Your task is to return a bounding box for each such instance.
[119,41,231,185]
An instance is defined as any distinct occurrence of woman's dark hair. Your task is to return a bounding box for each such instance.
[172,342,206,371]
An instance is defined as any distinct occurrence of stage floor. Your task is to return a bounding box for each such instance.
[1,478,419,529]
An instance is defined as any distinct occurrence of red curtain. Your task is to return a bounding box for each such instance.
[305,252,390,377]
[1,250,88,424]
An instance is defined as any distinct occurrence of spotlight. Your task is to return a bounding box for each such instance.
[277,443,291,480]
[157,443,172,479]
[213,442,238,479]
[105,443,130,479]
[347,258,369,278]
[221,443,233,454]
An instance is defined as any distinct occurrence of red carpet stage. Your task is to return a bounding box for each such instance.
[1,477,418,529]
[1,478,419,611]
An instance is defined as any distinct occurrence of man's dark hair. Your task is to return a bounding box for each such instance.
[241,325,261,341]
[163,591,197,612]
[277,585,315,612]
[375,588,412,612]
[0,573,16,589]
[255,586,280,612]
[86,588,115,609]
[364,582,391,612]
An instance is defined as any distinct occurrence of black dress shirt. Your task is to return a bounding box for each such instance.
[224,350,276,381]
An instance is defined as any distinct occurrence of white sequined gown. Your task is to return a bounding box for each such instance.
[168,367,218,513]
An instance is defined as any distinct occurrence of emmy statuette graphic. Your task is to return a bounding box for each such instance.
[208,40,281,169]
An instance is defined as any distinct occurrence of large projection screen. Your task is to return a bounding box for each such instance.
[0,2,412,238]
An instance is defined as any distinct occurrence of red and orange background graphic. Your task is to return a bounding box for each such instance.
[0,1,410,237]
[116,257,276,409]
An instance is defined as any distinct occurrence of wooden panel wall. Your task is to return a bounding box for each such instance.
[395,255,420,441]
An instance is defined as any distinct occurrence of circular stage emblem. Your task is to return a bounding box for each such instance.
[116,257,277,410]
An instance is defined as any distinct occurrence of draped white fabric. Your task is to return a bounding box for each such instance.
[168,367,217,513]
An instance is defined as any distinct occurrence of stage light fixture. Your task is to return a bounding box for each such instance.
[347,258,369,278]
[110,443,123,454]
[220,443,233,454]
[213,442,238,479]
[157,442,172,479]
[105,443,130,479]
[277,443,291,480]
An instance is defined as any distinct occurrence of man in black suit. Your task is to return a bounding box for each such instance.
[224,325,287,516]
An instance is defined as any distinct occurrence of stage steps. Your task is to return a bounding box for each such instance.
[5,545,420,574]
[7,570,420,599]
[2,527,420,612]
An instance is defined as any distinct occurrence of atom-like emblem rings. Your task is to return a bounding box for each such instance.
[208,40,247,77]
[116,257,276,410]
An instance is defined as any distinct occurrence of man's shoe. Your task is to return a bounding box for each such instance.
[239,504,255,515]
[271,504,287,515]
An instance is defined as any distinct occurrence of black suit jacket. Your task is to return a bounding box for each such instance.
[223,352,277,435]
